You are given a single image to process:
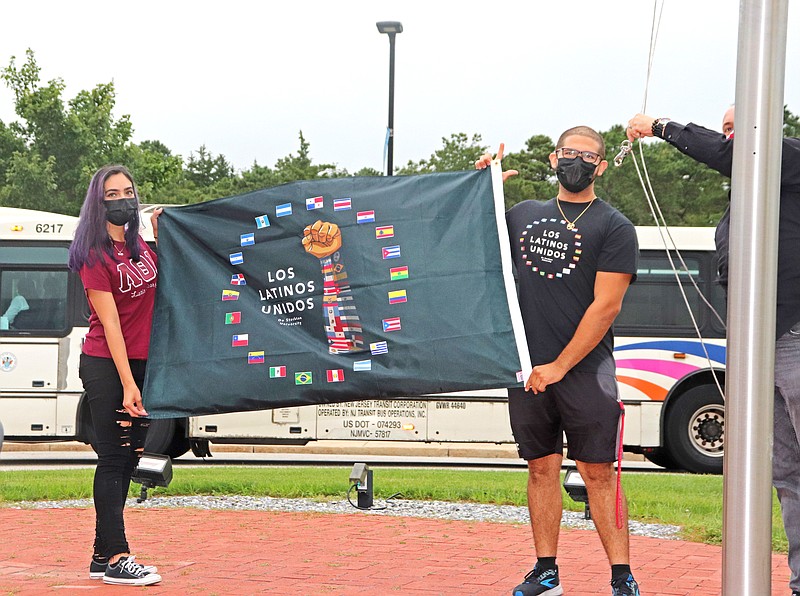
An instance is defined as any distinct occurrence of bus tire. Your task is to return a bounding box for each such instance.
[643,448,676,470]
[144,418,190,459]
[664,385,724,474]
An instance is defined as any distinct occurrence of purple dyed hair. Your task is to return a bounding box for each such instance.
[68,165,142,271]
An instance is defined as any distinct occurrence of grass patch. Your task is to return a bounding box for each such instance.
[0,467,788,551]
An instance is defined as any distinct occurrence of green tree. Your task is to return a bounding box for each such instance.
[397,133,487,175]
[596,125,728,226]
[0,50,182,214]
[185,145,233,188]
[784,106,800,137]
[0,151,61,213]
[501,135,558,209]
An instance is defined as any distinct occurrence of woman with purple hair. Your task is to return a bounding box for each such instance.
[68,165,162,586]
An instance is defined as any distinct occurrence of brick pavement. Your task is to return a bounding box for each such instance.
[0,507,791,595]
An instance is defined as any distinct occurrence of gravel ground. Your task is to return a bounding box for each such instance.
[6,495,681,540]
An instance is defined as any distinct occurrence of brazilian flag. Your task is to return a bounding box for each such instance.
[143,168,530,418]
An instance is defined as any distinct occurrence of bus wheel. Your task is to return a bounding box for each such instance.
[643,448,676,470]
[664,385,724,474]
[144,418,190,459]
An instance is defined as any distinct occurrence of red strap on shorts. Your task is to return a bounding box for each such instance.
[616,401,625,529]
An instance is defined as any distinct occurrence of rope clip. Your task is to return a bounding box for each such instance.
[613,140,633,167]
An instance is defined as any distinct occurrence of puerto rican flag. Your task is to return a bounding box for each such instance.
[382,317,401,332]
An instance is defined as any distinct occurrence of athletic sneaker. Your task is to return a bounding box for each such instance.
[89,556,157,579]
[610,573,641,596]
[103,555,162,585]
[512,566,563,596]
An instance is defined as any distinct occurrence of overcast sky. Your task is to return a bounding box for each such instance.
[1,1,799,174]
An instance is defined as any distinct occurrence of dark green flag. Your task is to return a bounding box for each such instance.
[143,169,530,418]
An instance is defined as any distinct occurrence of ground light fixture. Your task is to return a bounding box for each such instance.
[131,452,173,503]
[563,468,591,520]
[348,462,374,509]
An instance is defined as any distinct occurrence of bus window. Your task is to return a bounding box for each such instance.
[0,270,70,332]
[614,253,715,336]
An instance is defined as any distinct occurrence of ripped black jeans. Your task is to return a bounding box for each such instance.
[79,354,150,559]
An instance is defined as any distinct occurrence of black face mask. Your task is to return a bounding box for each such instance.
[555,158,598,193]
[104,198,138,226]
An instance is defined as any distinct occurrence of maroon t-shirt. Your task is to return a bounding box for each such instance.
[79,237,158,360]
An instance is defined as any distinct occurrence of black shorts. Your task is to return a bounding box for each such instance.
[508,370,623,463]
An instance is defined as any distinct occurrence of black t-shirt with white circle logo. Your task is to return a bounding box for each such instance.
[506,198,638,374]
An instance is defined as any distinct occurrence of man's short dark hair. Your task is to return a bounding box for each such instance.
[556,126,606,158]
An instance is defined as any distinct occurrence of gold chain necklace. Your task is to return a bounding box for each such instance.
[557,197,595,230]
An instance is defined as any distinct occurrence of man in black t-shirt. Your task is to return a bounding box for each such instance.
[477,126,640,596]
[628,110,800,596]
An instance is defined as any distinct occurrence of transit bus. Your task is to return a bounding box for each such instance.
[0,206,726,473]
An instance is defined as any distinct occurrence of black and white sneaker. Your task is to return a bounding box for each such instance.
[512,565,563,596]
[89,556,157,579]
[103,555,162,585]
[610,573,641,596]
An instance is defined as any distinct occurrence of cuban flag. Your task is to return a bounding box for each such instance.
[382,245,401,259]
[230,274,246,286]
[306,196,324,210]
[276,203,292,217]
[327,369,345,383]
[232,334,249,347]
[229,252,244,265]
[240,233,255,246]
[357,210,375,224]
[255,214,270,229]
[333,198,352,211]
[382,317,401,332]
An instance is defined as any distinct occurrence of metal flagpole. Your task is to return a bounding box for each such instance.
[723,0,788,593]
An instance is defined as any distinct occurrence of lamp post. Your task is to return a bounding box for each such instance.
[376,21,403,176]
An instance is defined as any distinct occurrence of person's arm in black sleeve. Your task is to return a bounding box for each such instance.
[780,137,800,191]
[662,122,734,178]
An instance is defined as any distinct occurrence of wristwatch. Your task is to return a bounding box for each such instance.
[651,118,671,139]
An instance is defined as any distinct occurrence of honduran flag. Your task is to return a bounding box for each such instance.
[306,196,323,210]
[327,369,345,383]
[229,252,244,265]
[232,334,249,347]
